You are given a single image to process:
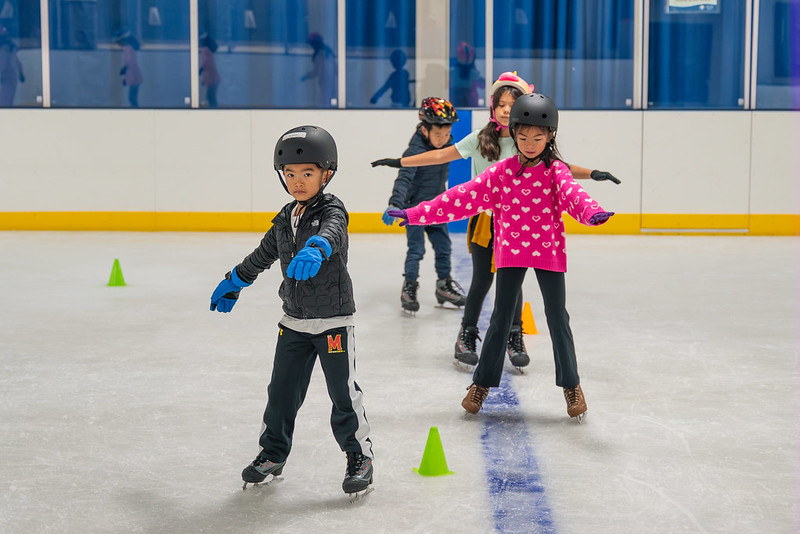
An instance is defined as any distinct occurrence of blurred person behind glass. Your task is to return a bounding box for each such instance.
[301,32,336,107]
[113,29,142,108]
[0,26,24,107]
[199,30,220,108]
[370,49,414,108]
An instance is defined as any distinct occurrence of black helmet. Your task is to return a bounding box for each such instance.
[509,93,559,132]
[274,125,337,172]
[419,97,459,125]
[274,125,337,202]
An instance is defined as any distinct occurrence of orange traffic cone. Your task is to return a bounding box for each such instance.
[521,301,538,335]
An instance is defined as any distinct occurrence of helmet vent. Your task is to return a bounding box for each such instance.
[296,148,303,155]
[277,149,283,156]
[541,113,548,119]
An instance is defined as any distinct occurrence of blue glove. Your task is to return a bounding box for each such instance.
[382,206,399,226]
[210,267,251,312]
[287,235,332,281]
[589,212,615,226]
[387,209,409,227]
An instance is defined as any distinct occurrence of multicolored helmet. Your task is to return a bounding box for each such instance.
[490,71,534,97]
[419,97,459,125]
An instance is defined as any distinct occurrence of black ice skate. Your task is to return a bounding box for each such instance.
[435,277,466,307]
[343,452,373,501]
[401,278,420,313]
[454,326,480,371]
[241,453,286,490]
[506,325,530,373]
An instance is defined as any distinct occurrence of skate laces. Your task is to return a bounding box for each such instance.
[508,328,525,353]
[443,278,464,295]
[564,386,580,406]
[459,327,480,352]
[346,452,366,477]
[467,383,489,405]
[404,280,418,299]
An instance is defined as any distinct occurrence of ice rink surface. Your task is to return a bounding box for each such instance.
[1,231,798,533]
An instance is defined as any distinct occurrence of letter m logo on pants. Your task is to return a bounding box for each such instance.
[327,334,345,354]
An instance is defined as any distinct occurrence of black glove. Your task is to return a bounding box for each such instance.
[120,66,127,76]
[371,158,402,168]
[590,170,621,184]
[19,73,25,83]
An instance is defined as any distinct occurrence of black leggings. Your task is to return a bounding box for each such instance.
[473,267,579,389]
[462,216,523,329]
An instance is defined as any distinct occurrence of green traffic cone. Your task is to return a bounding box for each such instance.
[413,426,454,476]
[107,258,126,287]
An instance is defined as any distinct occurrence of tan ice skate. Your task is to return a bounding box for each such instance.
[563,384,587,423]
[461,383,490,414]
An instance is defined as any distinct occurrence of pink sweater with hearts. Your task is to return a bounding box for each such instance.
[406,157,606,272]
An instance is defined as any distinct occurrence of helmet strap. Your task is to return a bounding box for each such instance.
[489,94,509,132]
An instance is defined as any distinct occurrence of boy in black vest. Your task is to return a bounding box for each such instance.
[210,125,373,497]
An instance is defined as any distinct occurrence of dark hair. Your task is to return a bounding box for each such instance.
[477,86,524,162]
[513,123,563,169]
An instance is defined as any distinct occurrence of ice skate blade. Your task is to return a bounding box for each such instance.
[401,308,418,316]
[347,486,374,503]
[242,475,283,491]
[452,359,476,373]
[572,412,587,424]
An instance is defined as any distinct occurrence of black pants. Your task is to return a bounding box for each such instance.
[473,267,579,388]
[258,324,373,462]
[462,215,523,328]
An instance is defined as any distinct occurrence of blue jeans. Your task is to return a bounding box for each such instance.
[404,223,451,281]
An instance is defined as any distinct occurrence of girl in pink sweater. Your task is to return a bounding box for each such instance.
[389,93,613,421]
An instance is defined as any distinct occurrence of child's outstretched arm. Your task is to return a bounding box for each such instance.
[553,162,614,226]
[391,170,497,226]
[567,164,621,184]
[372,145,461,169]
[210,227,280,312]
